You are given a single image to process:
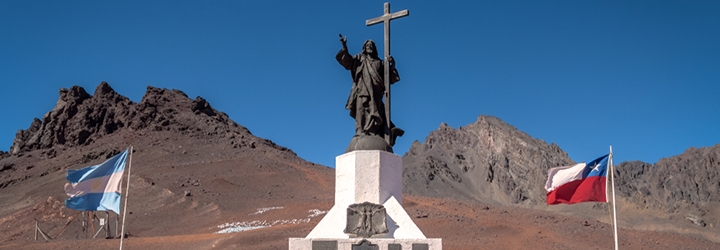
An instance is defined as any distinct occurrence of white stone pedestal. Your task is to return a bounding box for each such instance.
[289,150,441,250]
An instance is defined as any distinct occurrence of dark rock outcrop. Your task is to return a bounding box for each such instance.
[2,82,303,192]
[10,82,131,153]
[615,144,720,211]
[402,115,575,206]
[8,82,283,155]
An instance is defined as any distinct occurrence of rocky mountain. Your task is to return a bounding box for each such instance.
[614,145,720,230]
[615,145,720,209]
[402,115,719,242]
[9,81,256,155]
[0,82,335,247]
[402,115,574,206]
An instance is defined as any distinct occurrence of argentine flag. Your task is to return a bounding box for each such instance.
[64,149,129,214]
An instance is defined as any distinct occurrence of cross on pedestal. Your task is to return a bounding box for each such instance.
[366,2,408,145]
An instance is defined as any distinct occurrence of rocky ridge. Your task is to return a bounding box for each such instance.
[2,82,302,191]
[614,145,720,231]
[402,115,574,206]
[403,115,719,242]
[615,145,720,209]
[9,81,275,155]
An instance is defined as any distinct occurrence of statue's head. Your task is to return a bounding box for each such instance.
[362,40,379,59]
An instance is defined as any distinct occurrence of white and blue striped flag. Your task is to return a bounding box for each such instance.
[64,149,129,214]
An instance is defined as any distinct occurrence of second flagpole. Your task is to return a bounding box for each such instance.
[120,146,133,250]
[610,146,619,250]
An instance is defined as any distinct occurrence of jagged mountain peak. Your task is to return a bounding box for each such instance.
[8,82,252,155]
[403,115,574,206]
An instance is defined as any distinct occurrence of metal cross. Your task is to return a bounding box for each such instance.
[366,2,408,144]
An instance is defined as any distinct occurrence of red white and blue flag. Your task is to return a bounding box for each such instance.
[545,154,609,205]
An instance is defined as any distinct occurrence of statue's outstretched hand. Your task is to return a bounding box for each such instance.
[387,55,395,66]
[339,34,347,48]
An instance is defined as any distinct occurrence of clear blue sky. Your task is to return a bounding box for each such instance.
[1,1,718,168]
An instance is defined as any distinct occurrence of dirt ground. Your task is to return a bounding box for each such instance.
[3,194,718,250]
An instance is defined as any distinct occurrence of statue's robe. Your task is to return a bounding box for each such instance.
[336,41,399,137]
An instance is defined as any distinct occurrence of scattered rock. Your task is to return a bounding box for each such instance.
[0,163,13,173]
[686,214,706,227]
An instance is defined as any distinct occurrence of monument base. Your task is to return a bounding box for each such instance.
[288,238,441,250]
[289,151,441,249]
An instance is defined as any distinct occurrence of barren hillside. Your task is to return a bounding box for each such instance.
[0,83,717,249]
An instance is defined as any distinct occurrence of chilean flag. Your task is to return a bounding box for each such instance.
[545,154,609,205]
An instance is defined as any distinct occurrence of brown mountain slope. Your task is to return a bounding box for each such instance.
[0,82,334,245]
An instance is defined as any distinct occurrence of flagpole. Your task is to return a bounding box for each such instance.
[606,154,613,237]
[120,146,133,250]
[610,146,619,250]
[606,150,612,220]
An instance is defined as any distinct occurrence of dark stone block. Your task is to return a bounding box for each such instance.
[352,240,378,250]
[388,243,402,250]
[412,244,429,250]
[312,241,337,250]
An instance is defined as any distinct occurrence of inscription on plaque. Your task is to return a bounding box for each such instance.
[312,241,337,250]
[388,243,402,250]
[412,243,429,250]
[352,239,379,250]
